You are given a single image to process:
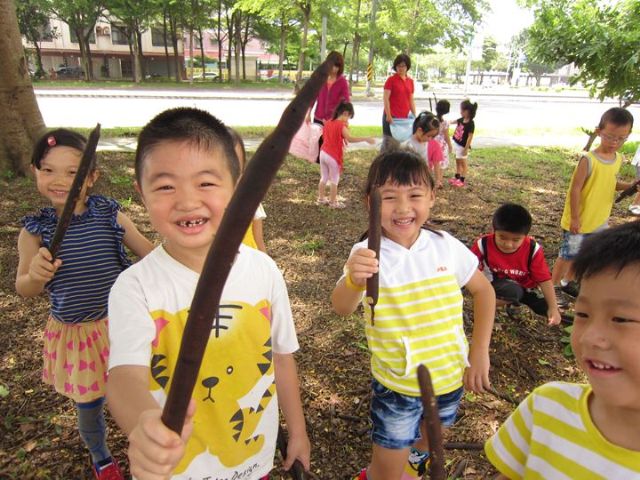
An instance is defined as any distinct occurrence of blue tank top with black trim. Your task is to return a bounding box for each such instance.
[22,195,131,324]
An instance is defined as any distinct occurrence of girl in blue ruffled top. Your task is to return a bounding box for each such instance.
[15,129,153,479]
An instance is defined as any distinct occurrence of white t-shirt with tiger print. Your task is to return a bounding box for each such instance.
[109,245,298,480]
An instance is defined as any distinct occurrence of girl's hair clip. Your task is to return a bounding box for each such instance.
[47,136,56,147]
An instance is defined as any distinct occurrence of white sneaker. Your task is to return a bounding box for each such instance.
[629,204,640,215]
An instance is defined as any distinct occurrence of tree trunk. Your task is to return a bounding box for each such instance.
[168,14,182,82]
[365,0,378,96]
[217,0,223,81]
[226,10,233,84]
[233,11,241,84]
[349,0,362,84]
[163,9,171,78]
[295,1,311,83]
[0,0,46,176]
[33,41,44,77]
[198,27,205,80]
[136,25,146,79]
[188,27,194,84]
[133,31,142,83]
[278,15,286,83]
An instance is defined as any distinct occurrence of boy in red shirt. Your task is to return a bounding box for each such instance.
[471,203,561,325]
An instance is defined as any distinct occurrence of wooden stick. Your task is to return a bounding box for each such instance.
[48,124,100,258]
[160,58,331,437]
[366,188,381,325]
[615,179,640,203]
[417,364,446,480]
[277,426,307,480]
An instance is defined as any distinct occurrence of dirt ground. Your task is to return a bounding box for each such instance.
[0,147,635,479]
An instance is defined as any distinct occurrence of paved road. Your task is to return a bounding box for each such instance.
[36,87,640,149]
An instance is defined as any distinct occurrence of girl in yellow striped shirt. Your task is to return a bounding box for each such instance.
[332,149,495,480]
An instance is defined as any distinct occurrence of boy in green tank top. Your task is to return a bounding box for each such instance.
[551,108,636,305]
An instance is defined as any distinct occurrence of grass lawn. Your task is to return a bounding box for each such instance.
[0,145,638,478]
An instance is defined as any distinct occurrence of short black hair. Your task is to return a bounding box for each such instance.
[492,203,532,235]
[573,220,640,282]
[135,107,240,185]
[393,54,411,71]
[412,111,439,134]
[31,128,94,170]
[436,100,450,119]
[598,107,634,130]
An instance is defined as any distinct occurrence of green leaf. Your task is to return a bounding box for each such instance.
[0,384,8,398]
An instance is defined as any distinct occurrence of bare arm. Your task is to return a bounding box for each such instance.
[117,211,154,259]
[107,365,158,435]
[539,279,561,326]
[383,89,393,123]
[252,219,267,253]
[463,269,495,393]
[15,228,61,297]
[274,353,310,471]
[569,157,589,233]
[331,248,377,315]
[463,132,474,155]
[445,127,453,153]
[409,93,416,117]
[342,126,375,145]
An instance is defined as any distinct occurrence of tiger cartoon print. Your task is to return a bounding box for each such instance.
[149,299,275,474]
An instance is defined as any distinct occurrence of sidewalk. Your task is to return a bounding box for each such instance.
[98,134,585,153]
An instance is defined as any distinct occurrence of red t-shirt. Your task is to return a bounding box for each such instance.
[384,74,414,118]
[321,119,346,169]
[470,234,551,289]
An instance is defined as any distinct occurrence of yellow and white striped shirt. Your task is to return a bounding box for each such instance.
[485,382,640,479]
[349,230,477,396]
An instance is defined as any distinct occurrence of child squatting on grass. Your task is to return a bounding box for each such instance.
[15,128,153,479]
[551,107,636,305]
[485,220,640,478]
[331,149,495,480]
[471,203,561,326]
[106,107,310,480]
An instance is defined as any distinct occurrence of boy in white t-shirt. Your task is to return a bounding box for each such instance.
[106,108,310,480]
[485,221,640,479]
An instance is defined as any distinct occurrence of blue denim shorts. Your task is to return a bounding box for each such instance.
[370,378,463,449]
[558,230,590,260]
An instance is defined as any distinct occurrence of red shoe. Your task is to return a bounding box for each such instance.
[93,458,124,480]
[353,468,368,480]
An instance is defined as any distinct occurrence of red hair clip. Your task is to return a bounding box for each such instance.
[47,135,56,147]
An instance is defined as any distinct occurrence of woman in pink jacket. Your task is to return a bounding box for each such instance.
[307,51,350,125]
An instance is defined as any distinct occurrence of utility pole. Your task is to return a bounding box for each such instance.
[365,0,378,97]
[463,35,473,94]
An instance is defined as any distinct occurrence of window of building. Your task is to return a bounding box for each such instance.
[111,25,129,45]
[151,27,167,47]
[69,27,96,44]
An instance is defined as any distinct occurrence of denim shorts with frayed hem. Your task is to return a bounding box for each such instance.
[370,378,463,449]
[558,230,590,260]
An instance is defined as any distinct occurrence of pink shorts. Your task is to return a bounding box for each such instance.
[319,151,341,185]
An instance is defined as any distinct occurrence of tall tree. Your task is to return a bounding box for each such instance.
[526,0,640,103]
[0,0,46,176]
[109,0,154,83]
[49,0,104,81]
[17,0,56,78]
[294,0,311,83]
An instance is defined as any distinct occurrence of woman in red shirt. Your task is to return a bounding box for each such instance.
[383,53,417,138]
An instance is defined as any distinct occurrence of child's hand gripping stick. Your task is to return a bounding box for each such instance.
[417,364,446,480]
[615,179,640,204]
[48,123,101,259]
[159,56,333,463]
[277,426,307,479]
[366,188,381,326]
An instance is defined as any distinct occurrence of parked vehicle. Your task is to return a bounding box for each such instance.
[55,66,84,78]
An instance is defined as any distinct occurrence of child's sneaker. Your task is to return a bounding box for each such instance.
[451,179,465,187]
[352,468,368,480]
[401,448,430,479]
[448,177,459,185]
[554,285,569,308]
[560,280,580,298]
[93,457,124,480]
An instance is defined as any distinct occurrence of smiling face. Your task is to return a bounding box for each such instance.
[571,267,640,412]
[32,146,98,214]
[377,179,435,249]
[137,140,235,270]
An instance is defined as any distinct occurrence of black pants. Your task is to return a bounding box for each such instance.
[492,278,548,316]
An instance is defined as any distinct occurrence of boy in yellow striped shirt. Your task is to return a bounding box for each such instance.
[486,221,640,479]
